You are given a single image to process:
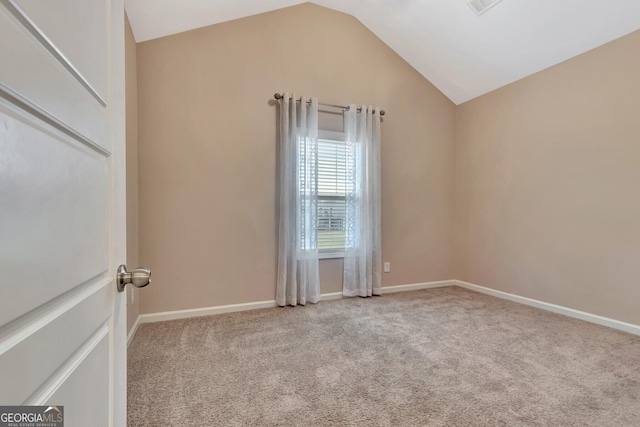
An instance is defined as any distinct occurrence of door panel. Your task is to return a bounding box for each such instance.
[0,4,110,151]
[0,281,111,404]
[0,0,126,424]
[13,0,109,102]
[0,99,109,326]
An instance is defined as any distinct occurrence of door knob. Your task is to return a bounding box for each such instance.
[116,264,151,292]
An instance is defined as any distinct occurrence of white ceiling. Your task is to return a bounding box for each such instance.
[125,0,640,104]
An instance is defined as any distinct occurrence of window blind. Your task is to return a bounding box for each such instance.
[317,136,346,251]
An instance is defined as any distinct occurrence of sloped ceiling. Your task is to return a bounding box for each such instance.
[125,0,640,104]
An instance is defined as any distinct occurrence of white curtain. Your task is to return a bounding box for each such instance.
[343,105,382,297]
[276,93,321,306]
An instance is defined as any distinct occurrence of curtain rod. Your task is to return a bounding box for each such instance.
[273,93,386,116]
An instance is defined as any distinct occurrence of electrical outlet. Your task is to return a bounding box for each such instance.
[384,262,390,273]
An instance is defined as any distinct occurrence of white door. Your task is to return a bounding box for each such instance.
[0,0,127,425]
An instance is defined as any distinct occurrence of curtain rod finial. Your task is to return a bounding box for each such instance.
[274,93,282,100]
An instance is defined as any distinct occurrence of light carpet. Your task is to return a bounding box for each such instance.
[128,287,640,426]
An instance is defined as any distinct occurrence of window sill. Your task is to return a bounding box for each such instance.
[319,252,345,260]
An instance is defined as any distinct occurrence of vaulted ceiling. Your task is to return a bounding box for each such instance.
[125,0,640,104]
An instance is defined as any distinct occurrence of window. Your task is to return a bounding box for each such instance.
[317,130,347,257]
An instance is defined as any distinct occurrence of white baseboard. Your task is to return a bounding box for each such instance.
[455,280,640,336]
[127,315,141,347]
[381,280,456,294]
[323,280,456,300]
[321,292,345,301]
[138,280,457,325]
[139,299,279,324]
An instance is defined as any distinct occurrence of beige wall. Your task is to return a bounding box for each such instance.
[136,3,456,314]
[125,14,140,332]
[455,30,640,325]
